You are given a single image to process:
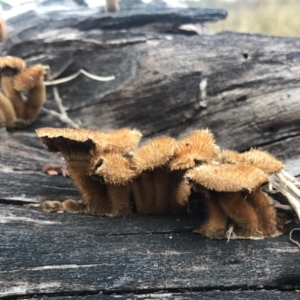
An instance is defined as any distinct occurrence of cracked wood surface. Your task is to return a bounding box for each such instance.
[30,291,300,299]
[3,9,300,175]
[0,133,299,299]
[0,203,299,298]
[1,6,300,299]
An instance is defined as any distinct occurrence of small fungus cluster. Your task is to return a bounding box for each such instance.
[36,127,293,240]
[0,19,48,128]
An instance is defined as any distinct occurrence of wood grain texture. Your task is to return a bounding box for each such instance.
[0,204,299,298]
[3,9,300,175]
[0,134,79,202]
[31,291,300,300]
[1,6,300,299]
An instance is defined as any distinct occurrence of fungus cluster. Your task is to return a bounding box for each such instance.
[0,18,48,128]
[35,126,294,240]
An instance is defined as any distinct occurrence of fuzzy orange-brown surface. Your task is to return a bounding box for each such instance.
[220,149,243,164]
[0,56,26,72]
[170,130,220,171]
[246,190,278,237]
[36,128,107,157]
[218,192,262,238]
[241,148,283,175]
[106,0,120,12]
[0,92,17,127]
[0,18,7,42]
[1,76,25,118]
[66,160,112,216]
[168,170,191,209]
[0,64,47,127]
[188,184,279,239]
[221,148,283,175]
[37,127,142,217]
[13,64,46,91]
[60,200,86,213]
[186,164,269,193]
[35,126,286,239]
[40,200,62,212]
[132,171,156,214]
[193,196,228,238]
[92,152,137,185]
[106,184,132,216]
[132,136,176,173]
[104,128,142,154]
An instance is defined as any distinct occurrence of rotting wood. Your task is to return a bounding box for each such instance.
[25,290,300,300]
[0,204,299,298]
[1,5,300,299]
[2,10,300,175]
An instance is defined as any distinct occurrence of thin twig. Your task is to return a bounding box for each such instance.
[42,87,81,128]
[274,202,293,211]
[53,87,68,116]
[269,172,300,221]
[289,228,300,249]
[44,69,115,86]
[80,69,115,81]
[281,169,300,187]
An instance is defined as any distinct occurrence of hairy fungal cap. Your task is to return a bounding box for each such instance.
[132,136,177,173]
[104,128,142,154]
[221,148,283,175]
[36,127,107,144]
[169,129,220,170]
[186,163,269,192]
[0,56,26,72]
[36,127,108,156]
[36,127,142,159]
[14,64,48,91]
[92,152,137,185]
[241,148,283,175]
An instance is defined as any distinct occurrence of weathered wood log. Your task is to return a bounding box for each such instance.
[29,291,300,300]
[1,6,300,299]
[2,8,300,175]
[0,204,299,298]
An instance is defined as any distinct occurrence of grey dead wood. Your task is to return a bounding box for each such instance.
[0,134,299,298]
[0,203,299,298]
[2,8,300,174]
[1,5,300,299]
[31,291,300,300]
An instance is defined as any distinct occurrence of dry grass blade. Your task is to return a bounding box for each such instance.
[44,69,115,86]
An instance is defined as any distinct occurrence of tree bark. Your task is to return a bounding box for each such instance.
[3,8,300,174]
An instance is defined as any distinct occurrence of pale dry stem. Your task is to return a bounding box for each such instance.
[226,224,235,243]
[42,87,81,128]
[289,228,300,249]
[269,171,300,221]
[44,69,115,86]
